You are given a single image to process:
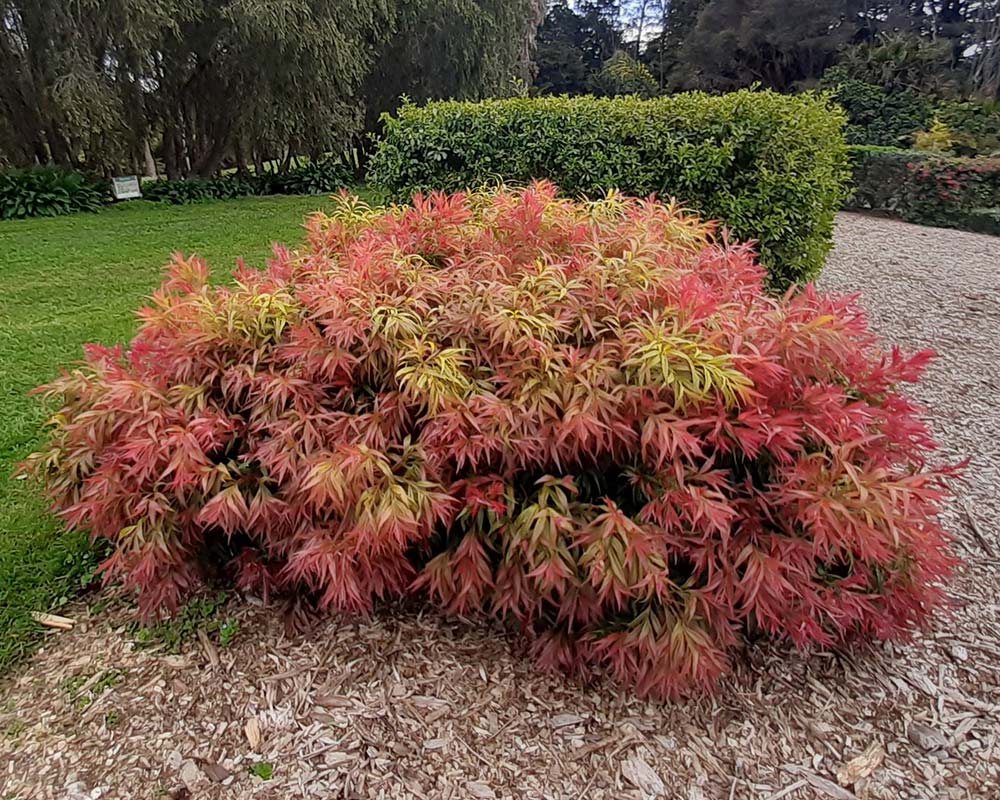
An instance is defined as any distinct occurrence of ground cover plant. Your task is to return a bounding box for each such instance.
[367,91,851,292]
[0,159,354,221]
[25,184,955,698]
[0,193,354,669]
[0,168,107,220]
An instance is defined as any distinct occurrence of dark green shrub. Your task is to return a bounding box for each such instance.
[846,146,929,212]
[143,160,349,204]
[368,91,850,290]
[935,99,1000,157]
[141,174,266,204]
[0,168,107,220]
[207,174,263,199]
[953,207,1000,236]
[847,145,1000,234]
[261,158,352,195]
[825,70,932,147]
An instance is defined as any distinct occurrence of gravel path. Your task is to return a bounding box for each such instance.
[2,213,999,800]
[821,213,1000,543]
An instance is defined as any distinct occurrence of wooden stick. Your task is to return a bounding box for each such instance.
[31,611,75,630]
[962,499,995,558]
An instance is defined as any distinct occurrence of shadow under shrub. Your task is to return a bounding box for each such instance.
[25,184,954,699]
[367,91,851,292]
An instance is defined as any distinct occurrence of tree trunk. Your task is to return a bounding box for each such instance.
[143,138,157,178]
[234,137,251,176]
[194,134,229,177]
[164,124,180,180]
[635,0,649,59]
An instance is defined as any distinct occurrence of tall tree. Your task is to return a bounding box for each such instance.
[0,0,172,171]
[641,0,707,89]
[0,0,397,175]
[535,2,593,94]
[673,0,866,92]
[533,0,624,94]
[155,0,397,178]
[364,0,545,130]
[969,1,1000,97]
[0,0,545,174]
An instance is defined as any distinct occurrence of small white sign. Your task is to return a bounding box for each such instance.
[111,175,142,200]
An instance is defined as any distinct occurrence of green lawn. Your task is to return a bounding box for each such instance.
[0,193,353,668]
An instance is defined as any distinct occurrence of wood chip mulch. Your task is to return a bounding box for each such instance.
[2,213,999,800]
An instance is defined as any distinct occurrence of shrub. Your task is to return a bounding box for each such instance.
[832,35,958,97]
[847,145,1000,231]
[821,69,932,148]
[261,158,353,196]
[207,175,264,200]
[935,99,1000,157]
[845,146,923,213]
[0,167,107,220]
[25,185,954,699]
[901,156,1000,228]
[142,160,351,205]
[141,177,230,204]
[141,174,270,204]
[0,157,353,218]
[913,120,960,154]
[367,91,851,291]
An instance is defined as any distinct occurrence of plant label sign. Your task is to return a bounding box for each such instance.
[111,175,142,200]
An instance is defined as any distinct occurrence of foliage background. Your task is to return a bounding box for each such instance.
[368,91,850,290]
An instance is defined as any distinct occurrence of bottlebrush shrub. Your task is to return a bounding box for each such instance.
[25,183,955,699]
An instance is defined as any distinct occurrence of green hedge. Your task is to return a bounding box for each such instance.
[847,145,1000,233]
[368,91,851,290]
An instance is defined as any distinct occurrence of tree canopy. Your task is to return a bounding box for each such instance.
[2,0,997,175]
[0,0,545,176]
[533,0,997,98]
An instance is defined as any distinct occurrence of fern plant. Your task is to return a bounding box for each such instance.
[25,183,955,698]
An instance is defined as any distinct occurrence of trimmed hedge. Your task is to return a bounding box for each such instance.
[0,159,352,218]
[368,91,851,291]
[848,145,1000,233]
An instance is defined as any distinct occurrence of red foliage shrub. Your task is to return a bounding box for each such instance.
[26,183,955,698]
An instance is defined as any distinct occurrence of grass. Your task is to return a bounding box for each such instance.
[0,193,359,670]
